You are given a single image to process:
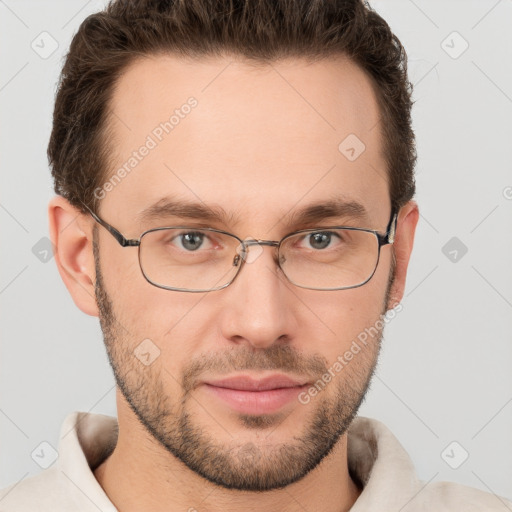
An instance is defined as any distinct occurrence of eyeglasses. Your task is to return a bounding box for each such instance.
[85,205,397,293]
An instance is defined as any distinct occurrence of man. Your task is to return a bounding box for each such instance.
[1,0,510,510]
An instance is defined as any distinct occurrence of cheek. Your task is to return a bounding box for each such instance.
[308,272,389,363]
[101,249,207,343]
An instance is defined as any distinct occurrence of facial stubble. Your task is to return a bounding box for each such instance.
[92,228,395,491]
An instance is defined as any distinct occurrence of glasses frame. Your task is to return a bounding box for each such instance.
[84,204,398,293]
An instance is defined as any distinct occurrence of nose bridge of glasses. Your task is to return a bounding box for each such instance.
[244,239,280,248]
[236,238,281,266]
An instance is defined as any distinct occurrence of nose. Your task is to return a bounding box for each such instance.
[218,242,295,350]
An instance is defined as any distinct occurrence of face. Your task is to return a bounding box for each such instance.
[92,54,397,491]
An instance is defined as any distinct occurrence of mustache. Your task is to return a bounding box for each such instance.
[181,343,328,393]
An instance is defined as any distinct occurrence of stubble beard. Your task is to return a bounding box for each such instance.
[92,230,395,491]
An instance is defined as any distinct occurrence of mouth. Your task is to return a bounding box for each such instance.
[201,374,311,415]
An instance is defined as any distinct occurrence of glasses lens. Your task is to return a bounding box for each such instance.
[139,228,242,291]
[280,228,380,290]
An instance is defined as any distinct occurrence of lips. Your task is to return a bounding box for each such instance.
[203,374,309,391]
[200,374,310,415]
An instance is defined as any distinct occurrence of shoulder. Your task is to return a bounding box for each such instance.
[349,417,512,511]
[0,411,118,512]
[0,468,76,511]
[414,479,512,511]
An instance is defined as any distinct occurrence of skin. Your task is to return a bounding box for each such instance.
[49,54,418,512]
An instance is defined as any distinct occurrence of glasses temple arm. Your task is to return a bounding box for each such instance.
[83,204,139,247]
[386,211,398,244]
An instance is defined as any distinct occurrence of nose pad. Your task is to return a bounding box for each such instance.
[231,240,288,288]
[235,238,266,264]
[234,243,247,265]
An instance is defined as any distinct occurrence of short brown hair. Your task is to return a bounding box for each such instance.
[48,0,416,215]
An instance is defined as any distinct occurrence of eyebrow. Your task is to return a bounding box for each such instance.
[136,195,370,230]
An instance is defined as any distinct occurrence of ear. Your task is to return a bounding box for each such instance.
[387,200,419,309]
[48,196,99,317]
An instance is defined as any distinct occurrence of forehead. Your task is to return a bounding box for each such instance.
[103,53,389,230]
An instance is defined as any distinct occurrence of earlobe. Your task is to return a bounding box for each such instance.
[386,200,419,309]
[48,196,99,317]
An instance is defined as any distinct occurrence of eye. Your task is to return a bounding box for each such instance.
[299,231,343,250]
[171,231,213,252]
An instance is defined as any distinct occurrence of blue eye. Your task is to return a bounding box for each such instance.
[163,231,214,252]
[302,231,342,250]
[178,232,205,251]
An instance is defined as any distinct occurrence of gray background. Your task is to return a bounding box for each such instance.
[1,0,511,502]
